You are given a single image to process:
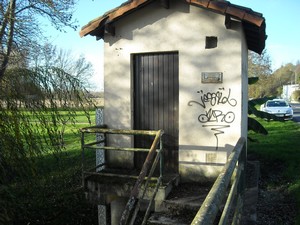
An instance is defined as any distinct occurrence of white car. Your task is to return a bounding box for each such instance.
[260,99,293,120]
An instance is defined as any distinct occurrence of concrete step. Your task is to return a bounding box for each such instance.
[147,182,213,225]
[147,197,204,224]
[147,212,192,225]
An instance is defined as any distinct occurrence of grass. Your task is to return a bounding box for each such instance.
[3,110,300,224]
[248,118,300,179]
[248,117,300,224]
[1,110,99,225]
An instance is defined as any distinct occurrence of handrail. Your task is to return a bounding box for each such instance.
[80,126,163,173]
[119,129,164,225]
[80,126,165,225]
[81,127,246,225]
[191,137,247,225]
[81,126,159,135]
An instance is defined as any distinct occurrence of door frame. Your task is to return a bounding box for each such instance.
[131,51,179,173]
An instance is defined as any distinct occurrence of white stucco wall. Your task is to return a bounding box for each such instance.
[103,0,248,181]
[282,84,300,101]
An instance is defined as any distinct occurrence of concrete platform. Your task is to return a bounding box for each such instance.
[148,182,213,224]
[83,168,180,205]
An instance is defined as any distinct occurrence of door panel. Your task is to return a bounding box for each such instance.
[133,52,179,173]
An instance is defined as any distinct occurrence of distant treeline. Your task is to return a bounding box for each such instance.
[87,91,104,99]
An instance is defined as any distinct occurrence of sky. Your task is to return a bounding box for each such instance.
[46,0,300,91]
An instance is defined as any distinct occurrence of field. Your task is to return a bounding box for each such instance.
[2,111,300,225]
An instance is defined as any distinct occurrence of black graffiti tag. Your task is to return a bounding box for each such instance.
[202,125,230,150]
[188,88,237,109]
[187,88,238,150]
[198,109,235,124]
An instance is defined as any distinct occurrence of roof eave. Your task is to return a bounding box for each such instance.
[79,0,266,54]
[80,0,153,38]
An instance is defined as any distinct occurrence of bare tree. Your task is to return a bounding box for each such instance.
[31,44,94,88]
[248,50,273,98]
[0,0,78,79]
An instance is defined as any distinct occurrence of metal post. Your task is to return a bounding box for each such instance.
[160,134,164,179]
[81,131,85,187]
[119,130,163,225]
[96,107,105,171]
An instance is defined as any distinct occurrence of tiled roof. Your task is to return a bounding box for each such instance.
[80,0,266,54]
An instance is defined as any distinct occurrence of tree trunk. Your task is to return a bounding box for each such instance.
[0,0,16,80]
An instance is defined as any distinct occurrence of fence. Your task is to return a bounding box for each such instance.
[191,137,247,225]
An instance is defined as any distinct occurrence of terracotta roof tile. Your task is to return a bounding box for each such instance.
[107,0,150,22]
[80,0,266,54]
[207,0,228,14]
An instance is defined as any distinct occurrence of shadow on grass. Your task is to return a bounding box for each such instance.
[248,119,300,225]
[1,124,99,225]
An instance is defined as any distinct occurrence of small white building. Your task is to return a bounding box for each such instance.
[282,84,300,102]
[80,1,266,224]
[80,0,266,182]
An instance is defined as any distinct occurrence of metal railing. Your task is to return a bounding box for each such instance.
[81,127,247,225]
[191,137,247,225]
[80,126,165,225]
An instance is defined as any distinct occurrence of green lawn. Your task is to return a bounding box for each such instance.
[248,117,300,224]
[1,110,99,225]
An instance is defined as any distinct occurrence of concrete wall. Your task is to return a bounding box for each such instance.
[103,0,248,181]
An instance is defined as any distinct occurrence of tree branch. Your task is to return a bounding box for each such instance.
[0,0,16,79]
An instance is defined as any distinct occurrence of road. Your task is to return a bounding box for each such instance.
[291,103,300,123]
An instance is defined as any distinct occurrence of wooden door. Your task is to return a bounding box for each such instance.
[133,52,179,173]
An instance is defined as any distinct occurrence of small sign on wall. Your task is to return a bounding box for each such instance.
[201,72,223,83]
